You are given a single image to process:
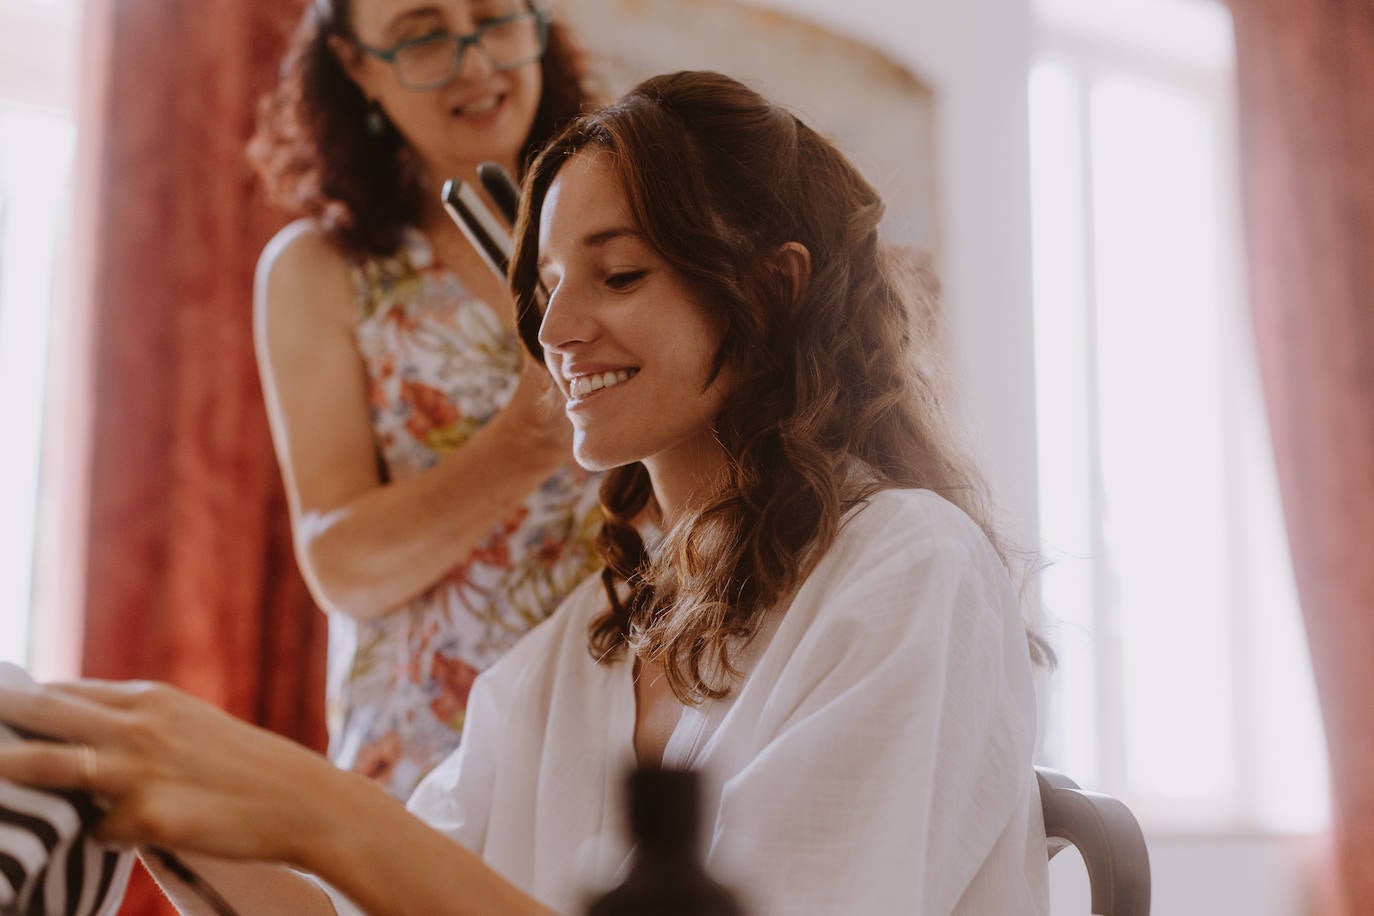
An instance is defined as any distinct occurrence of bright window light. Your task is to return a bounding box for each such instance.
[0,105,75,668]
[1029,60,1098,786]
[1,0,81,669]
[1030,0,1330,833]
[1090,74,1234,802]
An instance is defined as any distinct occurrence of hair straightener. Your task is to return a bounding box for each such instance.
[442,162,546,355]
[440,161,522,280]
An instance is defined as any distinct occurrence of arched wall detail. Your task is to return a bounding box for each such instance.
[564,0,940,254]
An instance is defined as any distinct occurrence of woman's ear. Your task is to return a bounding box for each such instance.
[774,241,812,310]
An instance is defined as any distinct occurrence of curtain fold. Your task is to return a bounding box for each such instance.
[1228,0,1374,911]
[74,2,325,912]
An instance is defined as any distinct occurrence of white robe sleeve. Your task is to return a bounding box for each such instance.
[705,506,1044,915]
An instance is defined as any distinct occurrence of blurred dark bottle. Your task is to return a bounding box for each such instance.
[586,766,747,916]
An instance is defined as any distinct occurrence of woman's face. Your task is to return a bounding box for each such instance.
[341,0,543,177]
[536,151,732,483]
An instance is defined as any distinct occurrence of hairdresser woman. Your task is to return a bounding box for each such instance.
[248,0,604,800]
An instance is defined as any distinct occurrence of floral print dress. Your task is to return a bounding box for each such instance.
[328,228,604,800]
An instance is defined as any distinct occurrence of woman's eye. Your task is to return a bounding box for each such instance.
[399,29,447,46]
[605,270,648,290]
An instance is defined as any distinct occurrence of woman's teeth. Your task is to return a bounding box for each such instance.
[458,96,501,116]
[569,369,637,399]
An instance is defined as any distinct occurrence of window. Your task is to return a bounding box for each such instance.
[1029,0,1329,833]
[0,0,83,671]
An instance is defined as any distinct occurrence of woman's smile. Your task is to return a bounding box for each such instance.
[565,367,639,408]
[449,90,509,127]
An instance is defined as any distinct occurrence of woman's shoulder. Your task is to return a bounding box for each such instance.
[755,487,1024,709]
[803,487,1014,628]
[254,219,355,327]
[840,487,995,559]
[257,218,349,279]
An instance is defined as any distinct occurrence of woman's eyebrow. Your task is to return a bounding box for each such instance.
[536,226,644,272]
[382,6,444,42]
[581,226,642,248]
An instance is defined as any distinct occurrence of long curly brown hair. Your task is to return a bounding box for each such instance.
[248,0,600,255]
[511,71,1046,704]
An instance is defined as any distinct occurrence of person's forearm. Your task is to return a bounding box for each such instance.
[301,775,551,916]
[139,851,335,916]
[300,415,565,621]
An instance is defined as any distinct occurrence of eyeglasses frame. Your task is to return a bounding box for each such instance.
[349,6,550,91]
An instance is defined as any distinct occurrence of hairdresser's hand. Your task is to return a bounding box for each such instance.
[0,679,365,865]
[491,355,574,467]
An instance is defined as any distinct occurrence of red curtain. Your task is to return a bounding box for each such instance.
[72,1,326,912]
[1229,1,1374,912]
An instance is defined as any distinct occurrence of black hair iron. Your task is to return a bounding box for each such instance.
[440,161,523,280]
[441,174,514,281]
[477,161,521,225]
[442,162,547,356]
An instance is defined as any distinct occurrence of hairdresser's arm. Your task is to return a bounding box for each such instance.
[138,797,548,916]
[255,222,571,621]
[0,680,550,916]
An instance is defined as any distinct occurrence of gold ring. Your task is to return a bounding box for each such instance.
[75,743,99,791]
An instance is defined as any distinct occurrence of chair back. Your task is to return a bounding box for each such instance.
[1037,767,1151,916]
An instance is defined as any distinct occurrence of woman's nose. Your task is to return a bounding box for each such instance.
[537,287,598,353]
[457,34,499,82]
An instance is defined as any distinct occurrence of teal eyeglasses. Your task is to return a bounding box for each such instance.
[352,7,550,91]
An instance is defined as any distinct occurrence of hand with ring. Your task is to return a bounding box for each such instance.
[0,679,383,866]
[75,741,99,791]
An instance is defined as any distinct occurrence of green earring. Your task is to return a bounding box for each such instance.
[366,100,386,137]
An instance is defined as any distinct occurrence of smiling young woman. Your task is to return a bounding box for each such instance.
[0,71,1050,916]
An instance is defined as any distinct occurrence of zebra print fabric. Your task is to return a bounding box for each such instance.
[0,664,133,916]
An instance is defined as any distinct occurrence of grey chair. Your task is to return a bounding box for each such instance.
[1037,767,1151,916]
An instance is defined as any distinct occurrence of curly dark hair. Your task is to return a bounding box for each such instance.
[248,0,601,255]
[510,71,1051,705]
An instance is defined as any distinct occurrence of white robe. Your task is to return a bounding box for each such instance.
[325,488,1048,915]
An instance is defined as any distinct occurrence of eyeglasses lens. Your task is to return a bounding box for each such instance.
[395,13,544,90]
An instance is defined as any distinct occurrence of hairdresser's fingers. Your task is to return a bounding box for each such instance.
[91,796,164,848]
[0,740,137,797]
[45,682,213,752]
[0,684,133,745]
[47,678,163,710]
[0,742,189,855]
[0,743,76,789]
[91,785,236,853]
